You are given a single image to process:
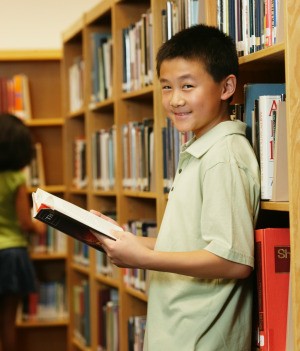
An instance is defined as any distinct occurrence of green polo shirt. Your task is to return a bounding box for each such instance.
[144,120,260,351]
[0,171,28,250]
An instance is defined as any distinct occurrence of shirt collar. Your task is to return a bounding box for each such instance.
[181,120,247,159]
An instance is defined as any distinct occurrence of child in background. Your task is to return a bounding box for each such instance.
[95,24,260,350]
[0,113,46,351]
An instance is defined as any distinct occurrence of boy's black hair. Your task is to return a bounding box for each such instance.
[156,24,239,83]
[0,113,34,171]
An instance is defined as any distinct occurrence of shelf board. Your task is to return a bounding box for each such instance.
[25,118,64,127]
[62,15,85,43]
[122,189,157,199]
[121,85,153,100]
[95,273,120,288]
[24,118,65,127]
[71,261,91,275]
[69,187,88,195]
[239,42,285,66]
[72,337,92,351]
[0,49,62,61]
[92,189,117,197]
[16,317,68,328]
[85,0,112,25]
[27,185,66,194]
[125,285,148,302]
[260,201,289,212]
[30,252,67,260]
[67,108,85,119]
[89,98,114,112]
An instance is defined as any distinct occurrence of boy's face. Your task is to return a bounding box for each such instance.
[159,58,234,138]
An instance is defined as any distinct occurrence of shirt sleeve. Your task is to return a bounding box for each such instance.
[201,161,255,267]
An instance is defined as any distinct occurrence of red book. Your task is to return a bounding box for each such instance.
[255,228,290,350]
[29,292,39,320]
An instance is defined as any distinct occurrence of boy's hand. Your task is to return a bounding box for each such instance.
[98,229,150,269]
[90,209,120,227]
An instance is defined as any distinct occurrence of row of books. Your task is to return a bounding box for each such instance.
[162,0,206,42]
[122,119,155,192]
[22,281,67,321]
[31,85,288,202]
[91,127,116,191]
[162,83,288,201]
[123,220,157,292]
[217,0,284,56]
[24,142,45,188]
[95,211,119,278]
[96,250,119,280]
[0,74,32,120]
[28,225,67,254]
[128,315,147,351]
[89,32,113,107]
[73,280,91,346]
[72,119,155,193]
[97,288,119,351]
[73,241,90,266]
[73,137,88,189]
[162,0,284,56]
[68,56,84,113]
[74,283,144,351]
[122,9,154,92]
[162,117,193,193]
[244,83,288,201]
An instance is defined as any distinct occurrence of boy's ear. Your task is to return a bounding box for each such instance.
[221,75,236,101]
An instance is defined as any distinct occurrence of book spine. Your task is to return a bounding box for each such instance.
[255,228,290,350]
[259,95,281,200]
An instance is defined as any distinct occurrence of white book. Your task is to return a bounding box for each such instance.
[259,95,282,200]
[32,188,122,252]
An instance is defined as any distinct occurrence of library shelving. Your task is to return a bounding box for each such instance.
[60,1,300,350]
[0,50,68,351]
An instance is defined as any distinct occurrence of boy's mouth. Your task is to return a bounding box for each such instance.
[173,111,191,120]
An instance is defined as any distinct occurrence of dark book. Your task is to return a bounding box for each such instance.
[32,188,121,252]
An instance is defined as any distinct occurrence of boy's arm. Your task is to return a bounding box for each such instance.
[137,236,157,250]
[145,249,252,279]
[99,230,251,280]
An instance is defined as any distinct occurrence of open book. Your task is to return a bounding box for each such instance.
[32,188,122,252]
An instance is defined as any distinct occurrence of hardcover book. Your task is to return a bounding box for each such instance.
[258,95,283,200]
[255,228,290,351]
[32,188,122,252]
[243,83,286,143]
[271,100,289,201]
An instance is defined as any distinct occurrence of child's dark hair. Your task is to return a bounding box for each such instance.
[0,113,34,171]
[156,24,239,83]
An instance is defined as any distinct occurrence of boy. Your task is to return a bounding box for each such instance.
[97,24,260,350]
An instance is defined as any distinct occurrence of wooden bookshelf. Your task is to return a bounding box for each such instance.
[0,50,68,351]
[60,1,300,350]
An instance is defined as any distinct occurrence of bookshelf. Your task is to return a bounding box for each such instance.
[61,0,300,350]
[0,49,68,351]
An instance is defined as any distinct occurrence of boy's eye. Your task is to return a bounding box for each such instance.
[182,84,193,89]
[161,85,171,90]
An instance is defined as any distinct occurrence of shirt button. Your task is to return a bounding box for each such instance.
[171,187,174,191]
[179,169,182,174]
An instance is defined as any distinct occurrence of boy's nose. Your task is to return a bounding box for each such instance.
[169,91,185,107]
